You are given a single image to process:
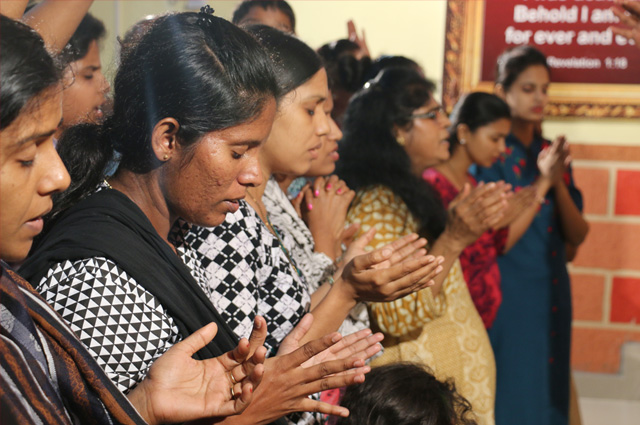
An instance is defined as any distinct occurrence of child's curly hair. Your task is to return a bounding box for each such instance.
[335,362,478,425]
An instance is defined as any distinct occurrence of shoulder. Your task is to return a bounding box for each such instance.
[353,185,406,209]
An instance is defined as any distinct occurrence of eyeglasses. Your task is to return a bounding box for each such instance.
[406,106,445,121]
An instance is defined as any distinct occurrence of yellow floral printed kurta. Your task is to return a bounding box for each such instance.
[348,185,496,425]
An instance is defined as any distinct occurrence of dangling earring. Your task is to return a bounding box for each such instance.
[396,135,406,146]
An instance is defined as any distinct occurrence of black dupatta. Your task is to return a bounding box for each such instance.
[20,189,238,359]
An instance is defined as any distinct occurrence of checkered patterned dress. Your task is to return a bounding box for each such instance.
[187,200,311,356]
[188,200,319,425]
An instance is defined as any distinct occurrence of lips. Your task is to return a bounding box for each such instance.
[309,142,322,160]
[531,106,544,114]
[24,217,44,234]
[24,205,51,235]
[224,199,240,214]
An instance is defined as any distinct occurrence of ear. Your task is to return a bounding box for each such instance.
[393,123,411,143]
[150,118,180,162]
[456,123,471,143]
[494,84,506,100]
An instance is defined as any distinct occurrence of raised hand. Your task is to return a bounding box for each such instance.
[338,234,444,302]
[277,315,383,366]
[492,185,537,230]
[303,175,356,260]
[127,318,268,425]
[222,315,372,424]
[347,20,371,58]
[445,181,510,249]
[537,135,569,186]
[610,0,640,48]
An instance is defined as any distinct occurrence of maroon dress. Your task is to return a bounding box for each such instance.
[423,168,508,328]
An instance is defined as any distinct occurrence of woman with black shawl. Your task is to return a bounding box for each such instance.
[19,9,373,425]
[0,14,267,425]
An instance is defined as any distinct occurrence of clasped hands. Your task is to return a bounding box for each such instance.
[129,313,383,425]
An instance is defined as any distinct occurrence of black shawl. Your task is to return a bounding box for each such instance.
[20,189,238,359]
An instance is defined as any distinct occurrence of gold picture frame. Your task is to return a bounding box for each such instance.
[442,0,640,118]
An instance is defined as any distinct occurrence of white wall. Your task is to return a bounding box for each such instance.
[91,0,638,143]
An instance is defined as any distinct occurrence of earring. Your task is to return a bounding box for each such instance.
[396,135,406,146]
[460,139,466,145]
[162,154,169,161]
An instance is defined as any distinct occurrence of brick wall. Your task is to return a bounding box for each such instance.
[570,144,640,374]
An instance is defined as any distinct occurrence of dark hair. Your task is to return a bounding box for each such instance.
[0,15,60,131]
[52,12,280,218]
[317,39,371,92]
[59,12,106,65]
[336,363,478,425]
[118,15,159,64]
[495,45,550,92]
[247,25,323,95]
[362,55,421,83]
[336,67,447,241]
[232,0,296,32]
[448,92,511,153]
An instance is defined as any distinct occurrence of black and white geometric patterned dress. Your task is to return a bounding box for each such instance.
[35,221,214,393]
[187,200,311,356]
[188,200,320,425]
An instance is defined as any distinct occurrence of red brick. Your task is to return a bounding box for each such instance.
[573,167,609,215]
[570,274,605,321]
[571,327,640,373]
[615,170,640,215]
[573,222,640,271]
[611,277,640,323]
[571,144,640,162]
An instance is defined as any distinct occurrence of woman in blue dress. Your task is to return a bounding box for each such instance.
[473,46,589,425]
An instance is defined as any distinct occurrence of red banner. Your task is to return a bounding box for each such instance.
[481,0,640,85]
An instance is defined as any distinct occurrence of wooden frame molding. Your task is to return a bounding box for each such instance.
[442,0,640,118]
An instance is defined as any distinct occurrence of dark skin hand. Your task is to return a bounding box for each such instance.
[610,0,640,48]
[127,317,268,425]
[218,314,378,425]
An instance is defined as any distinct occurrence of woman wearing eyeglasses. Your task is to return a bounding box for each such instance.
[337,67,510,425]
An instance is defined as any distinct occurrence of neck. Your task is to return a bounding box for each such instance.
[511,117,537,147]
[410,162,426,179]
[274,173,297,194]
[108,169,176,249]
[245,156,272,222]
[438,148,471,189]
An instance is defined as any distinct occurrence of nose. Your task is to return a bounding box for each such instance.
[498,138,506,154]
[328,116,343,142]
[39,141,71,196]
[238,152,263,188]
[316,107,331,137]
[439,109,452,128]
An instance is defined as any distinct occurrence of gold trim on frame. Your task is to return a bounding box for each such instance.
[442,0,640,118]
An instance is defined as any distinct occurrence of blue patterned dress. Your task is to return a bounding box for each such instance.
[473,134,583,425]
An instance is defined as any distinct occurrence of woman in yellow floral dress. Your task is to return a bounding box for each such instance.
[336,68,509,425]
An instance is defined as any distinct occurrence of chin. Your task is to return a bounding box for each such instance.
[310,163,335,177]
[184,211,228,229]
[2,244,30,264]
